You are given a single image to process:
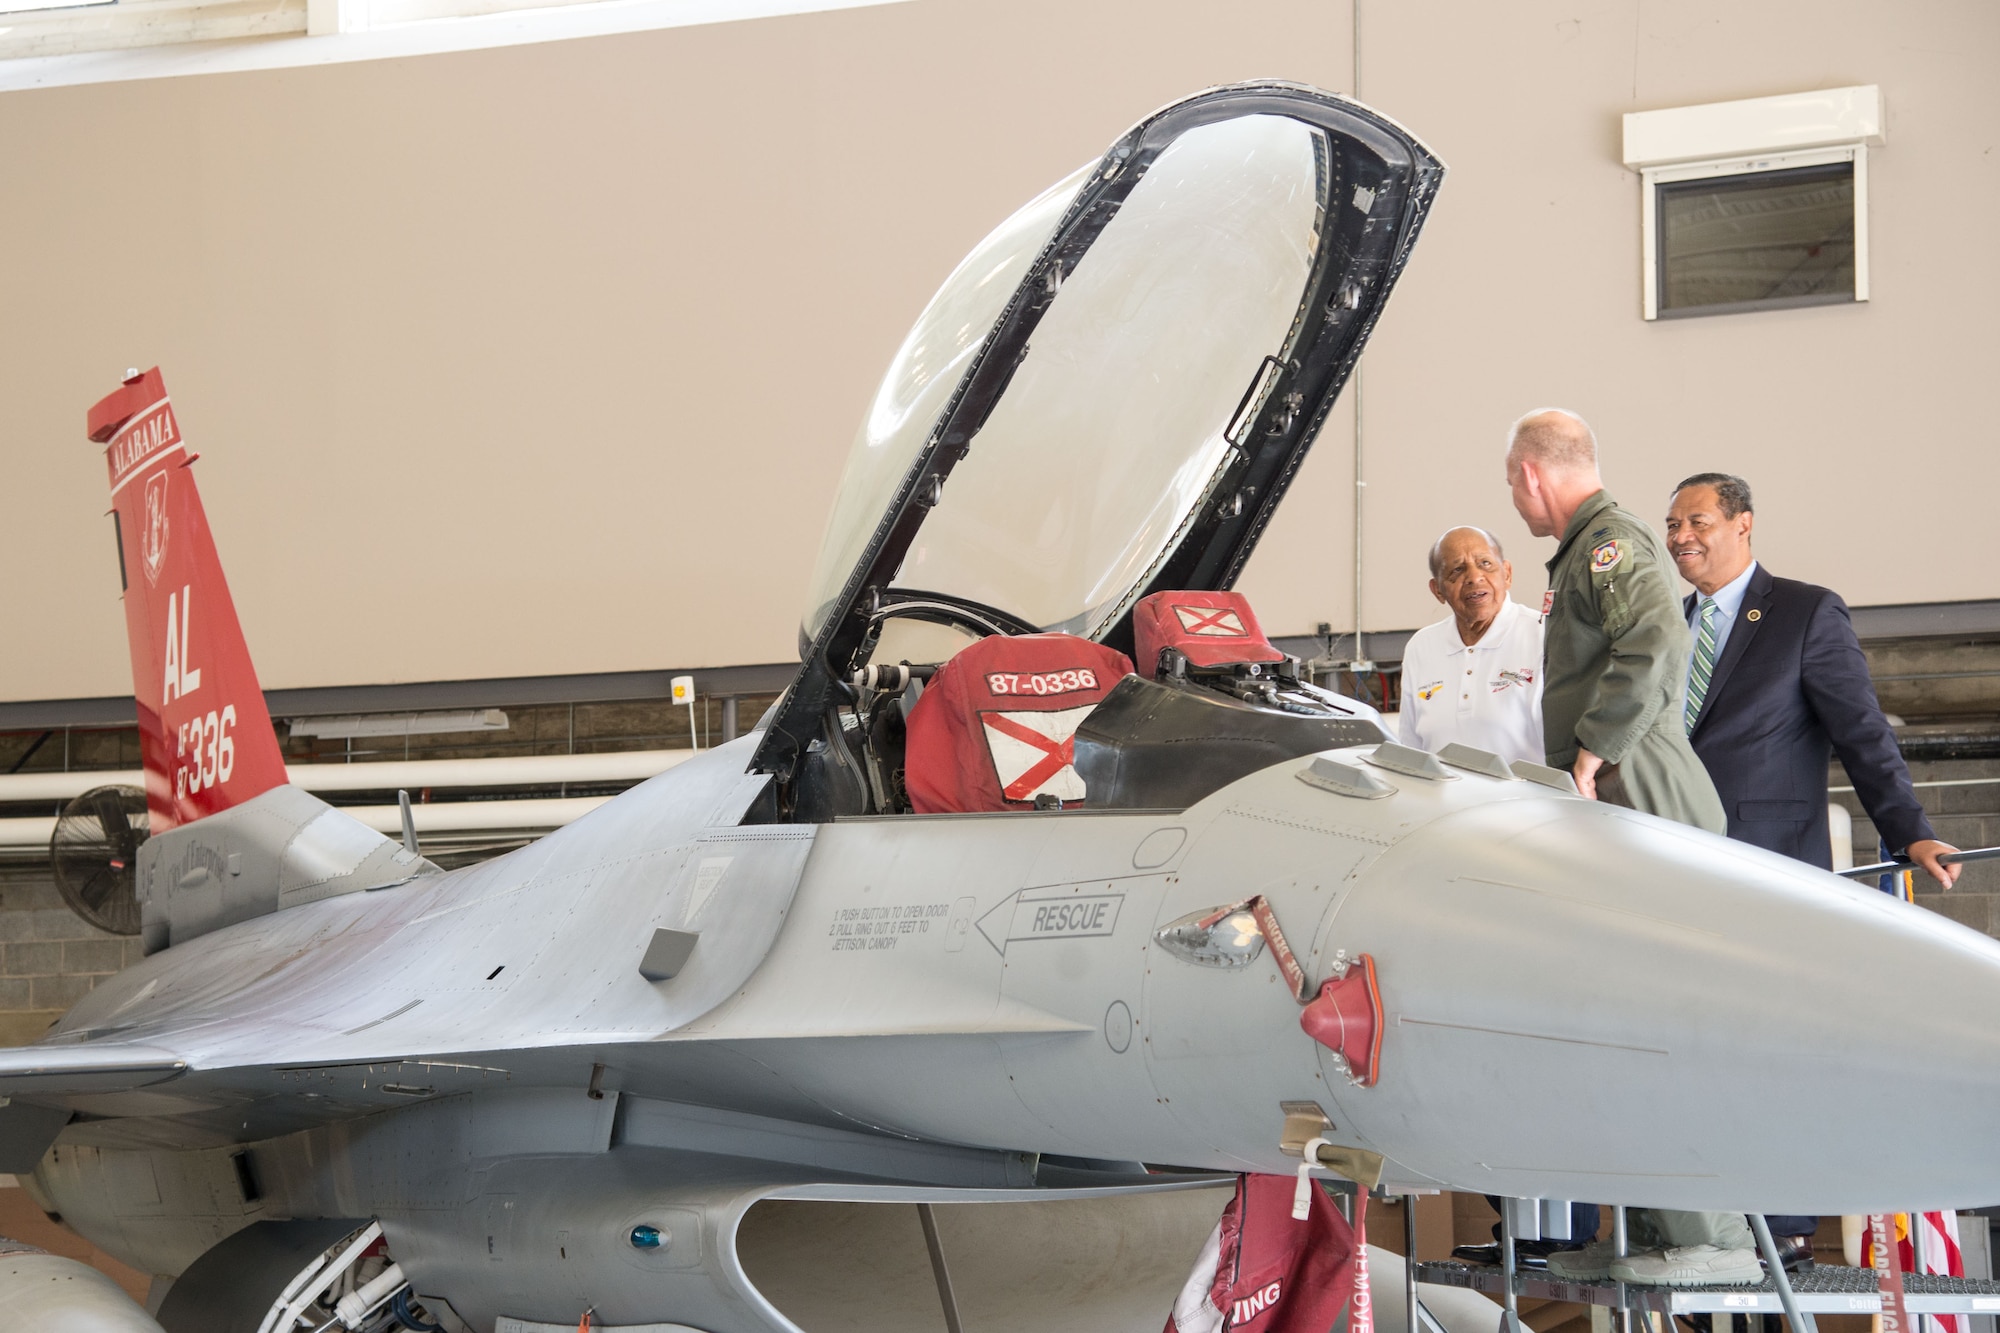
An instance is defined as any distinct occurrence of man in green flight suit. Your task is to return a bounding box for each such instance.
[1506,408,1753,1288]
[1506,408,1725,832]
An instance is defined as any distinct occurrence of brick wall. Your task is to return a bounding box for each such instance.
[1841,756,2000,933]
[0,692,780,1046]
[0,870,149,1047]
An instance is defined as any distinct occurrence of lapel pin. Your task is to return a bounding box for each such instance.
[1746,609,1762,622]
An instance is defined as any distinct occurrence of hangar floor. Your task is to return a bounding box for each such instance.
[0,1173,150,1302]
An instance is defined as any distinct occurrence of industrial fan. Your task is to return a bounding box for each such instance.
[50,785,148,936]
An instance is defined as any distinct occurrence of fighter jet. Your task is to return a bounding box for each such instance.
[6,80,2000,1333]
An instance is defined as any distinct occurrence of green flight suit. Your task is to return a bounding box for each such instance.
[1542,490,1726,834]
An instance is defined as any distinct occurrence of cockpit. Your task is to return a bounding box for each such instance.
[781,590,1387,822]
[746,85,1443,824]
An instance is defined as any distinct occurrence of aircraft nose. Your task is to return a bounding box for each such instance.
[1323,797,2000,1215]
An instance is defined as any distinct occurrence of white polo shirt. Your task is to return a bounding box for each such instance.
[1398,596,1546,766]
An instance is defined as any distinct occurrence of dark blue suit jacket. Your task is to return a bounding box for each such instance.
[1685,565,1933,867]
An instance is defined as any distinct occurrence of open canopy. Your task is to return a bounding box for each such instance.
[758,83,1442,781]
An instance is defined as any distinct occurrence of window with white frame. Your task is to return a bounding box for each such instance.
[1624,86,1883,321]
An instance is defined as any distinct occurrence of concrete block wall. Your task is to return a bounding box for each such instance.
[0,692,785,1047]
[0,871,146,1046]
[1839,756,2000,933]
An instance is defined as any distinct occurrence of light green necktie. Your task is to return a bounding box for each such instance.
[1684,596,1719,734]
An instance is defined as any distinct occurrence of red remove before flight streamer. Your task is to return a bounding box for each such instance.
[88,368,287,834]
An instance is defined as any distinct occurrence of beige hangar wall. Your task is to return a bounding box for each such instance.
[0,0,1993,703]
[1333,0,2000,655]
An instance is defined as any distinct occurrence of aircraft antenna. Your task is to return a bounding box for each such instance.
[397,789,421,858]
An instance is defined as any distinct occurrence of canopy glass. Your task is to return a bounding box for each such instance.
[802,113,1326,643]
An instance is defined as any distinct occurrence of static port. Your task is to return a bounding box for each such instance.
[629,1224,665,1251]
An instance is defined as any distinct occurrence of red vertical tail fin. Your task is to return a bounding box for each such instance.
[89,368,288,835]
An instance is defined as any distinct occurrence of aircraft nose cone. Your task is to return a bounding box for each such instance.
[1326,798,2000,1214]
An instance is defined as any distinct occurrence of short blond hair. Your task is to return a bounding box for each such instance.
[1506,408,1598,475]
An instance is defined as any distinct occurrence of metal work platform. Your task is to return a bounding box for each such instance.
[1414,1260,2000,1316]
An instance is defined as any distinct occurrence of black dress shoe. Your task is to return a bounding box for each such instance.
[1766,1235,1814,1272]
[1451,1240,1571,1268]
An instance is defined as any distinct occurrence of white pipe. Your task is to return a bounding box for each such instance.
[0,748,695,803]
[256,1222,382,1333]
[335,1262,405,1330]
[0,795,618,849]
[1829,802,1854,871]
[355,796,612,834]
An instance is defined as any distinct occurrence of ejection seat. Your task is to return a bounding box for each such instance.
[902,633,1134,814]
[1132,588,1289,681]
[1071,590,1386,810]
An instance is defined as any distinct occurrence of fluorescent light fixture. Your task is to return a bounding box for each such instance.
[287,708,510,739]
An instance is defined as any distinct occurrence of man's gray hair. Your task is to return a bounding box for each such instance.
[1506,407,1598,474]
[1428,525,1506,580]
[1673,472,1754,519]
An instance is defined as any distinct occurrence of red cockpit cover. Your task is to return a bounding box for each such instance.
[1133,590,1286,674]
[904,634,1133,814]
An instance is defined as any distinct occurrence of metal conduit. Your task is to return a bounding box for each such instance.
[0,749,700,848]
[0,748,697,804]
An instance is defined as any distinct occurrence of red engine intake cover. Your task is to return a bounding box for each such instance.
[1299,954,1383,1087]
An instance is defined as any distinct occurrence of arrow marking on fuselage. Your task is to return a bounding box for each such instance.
[975,888,1125,956]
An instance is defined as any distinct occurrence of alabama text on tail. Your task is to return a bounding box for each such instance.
[89,367,286,833]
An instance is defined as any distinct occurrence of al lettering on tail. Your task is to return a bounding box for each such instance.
[89,368,287,835]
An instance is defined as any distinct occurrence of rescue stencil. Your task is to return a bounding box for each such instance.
[976,887,1125,955]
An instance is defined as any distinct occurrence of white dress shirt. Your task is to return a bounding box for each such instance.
[1686,560,1759,698]
[1398,596,1546,766]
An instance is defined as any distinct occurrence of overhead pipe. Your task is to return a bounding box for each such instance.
[0,747,696,804]
[0,795,620,849]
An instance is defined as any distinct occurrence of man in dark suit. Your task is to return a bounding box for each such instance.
[1664,472,1958,883]
[1666,471,1960,1268]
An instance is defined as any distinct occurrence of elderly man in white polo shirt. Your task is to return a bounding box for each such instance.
[1399,525,1545,765]
[1402,525,1597,1270]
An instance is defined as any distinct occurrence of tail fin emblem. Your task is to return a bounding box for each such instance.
[142,471,170,585]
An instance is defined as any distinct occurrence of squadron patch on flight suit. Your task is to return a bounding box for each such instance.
[1542,590,1554,614]
[1589,540,1624,573]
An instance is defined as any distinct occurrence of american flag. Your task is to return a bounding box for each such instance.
[1899,1211,1966,1333]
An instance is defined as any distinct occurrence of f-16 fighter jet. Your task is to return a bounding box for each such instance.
[5,81,2000,1333]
